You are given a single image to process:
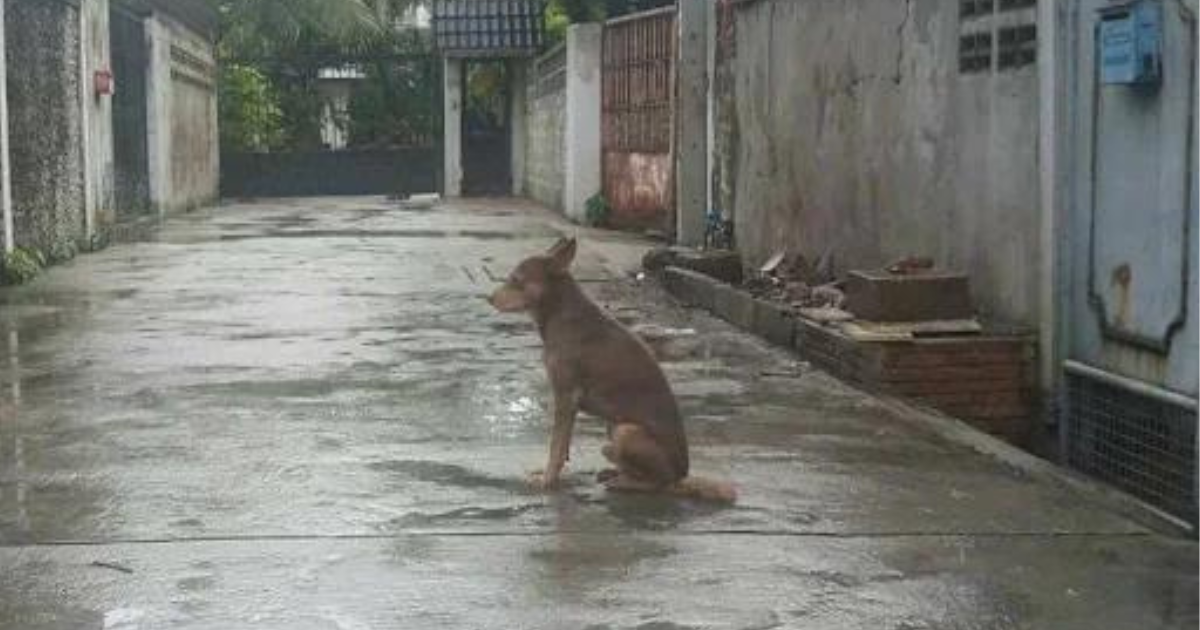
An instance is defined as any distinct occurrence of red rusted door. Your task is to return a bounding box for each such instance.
[601,7,676,233]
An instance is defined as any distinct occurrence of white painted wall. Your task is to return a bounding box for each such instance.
[563,23,601,223]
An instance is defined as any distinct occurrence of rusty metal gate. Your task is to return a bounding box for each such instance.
[601,6,676,232]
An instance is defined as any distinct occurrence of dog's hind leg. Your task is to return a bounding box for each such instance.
[603,423,677,492]
[596,442,620,483]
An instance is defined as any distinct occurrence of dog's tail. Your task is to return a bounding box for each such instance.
[670,476,737,504]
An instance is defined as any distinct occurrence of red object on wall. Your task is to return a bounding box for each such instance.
[94,69,114,96]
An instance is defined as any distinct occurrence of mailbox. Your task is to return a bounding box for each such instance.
[1098,0,1162,85]
[94,69,114,96]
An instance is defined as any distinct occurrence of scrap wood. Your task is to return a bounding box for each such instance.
[760,251,786,275]
[885,256,935,275]
[841,318,983,341]
[798,307,855,323]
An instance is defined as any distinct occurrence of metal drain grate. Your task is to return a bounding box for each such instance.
[1064,366,1198,525]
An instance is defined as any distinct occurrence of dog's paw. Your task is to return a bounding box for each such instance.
[595,468,619,483]
[526,469,561,491]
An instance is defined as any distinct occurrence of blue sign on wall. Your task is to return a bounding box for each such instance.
[1098,1,1163,85]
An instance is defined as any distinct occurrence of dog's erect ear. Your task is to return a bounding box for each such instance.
[548,237,577,272]
[546,237,571,256]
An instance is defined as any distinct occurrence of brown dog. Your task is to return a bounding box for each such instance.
[489,237,736,503]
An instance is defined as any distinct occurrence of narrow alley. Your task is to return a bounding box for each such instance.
[0,198,1193,629]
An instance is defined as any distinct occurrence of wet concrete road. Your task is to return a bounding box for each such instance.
[0,197,1195,629]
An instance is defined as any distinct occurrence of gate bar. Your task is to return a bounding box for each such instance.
[1064,360,1199,411]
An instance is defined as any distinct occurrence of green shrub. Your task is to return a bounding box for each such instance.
[1,247,44,285]
[585,193,610,227]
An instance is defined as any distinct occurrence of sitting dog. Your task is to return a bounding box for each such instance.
[488,237,736,503]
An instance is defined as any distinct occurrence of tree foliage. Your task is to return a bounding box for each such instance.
[543,0,676,44]
[211,0,429,152]
[218,64,284,152]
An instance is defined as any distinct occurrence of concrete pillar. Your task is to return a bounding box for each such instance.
[0,0,12,254]
[675,0,709,247]
[442,57,463,197]
[80,0,114,238]
[509,60,527,197]
[563,23,601,223]
[1038,0,1068,404]
[78,2,93,239]
[704,0,717,222]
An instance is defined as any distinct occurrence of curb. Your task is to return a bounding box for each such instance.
[875,394,1193,537]
[658,265,1192,538]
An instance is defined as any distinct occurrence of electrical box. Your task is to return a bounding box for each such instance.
[1098,0,1162,85]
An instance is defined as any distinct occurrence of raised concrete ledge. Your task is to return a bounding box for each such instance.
[658,264,1190,538]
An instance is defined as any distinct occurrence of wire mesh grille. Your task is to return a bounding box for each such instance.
[1065,372,1198,524]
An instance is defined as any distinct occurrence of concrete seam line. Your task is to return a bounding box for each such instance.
[0,530,1159,549]
[873,393,1194,537]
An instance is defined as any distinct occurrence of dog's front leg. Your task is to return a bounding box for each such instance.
[531,389,578,490]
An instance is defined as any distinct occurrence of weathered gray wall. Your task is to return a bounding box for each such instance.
[523,45,566,211]
[5,0,87,260]
[147,11,218,214]
[722,0,1041,327]
[166,15,218,212]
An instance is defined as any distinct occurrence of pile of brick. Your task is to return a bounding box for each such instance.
[796,319,1034,444]
[655,253,1036,446]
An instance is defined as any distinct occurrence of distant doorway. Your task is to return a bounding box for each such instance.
[461,60,511,196]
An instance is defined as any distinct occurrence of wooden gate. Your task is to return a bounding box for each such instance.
[601,6,675,232]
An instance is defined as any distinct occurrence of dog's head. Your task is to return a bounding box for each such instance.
[488,237,577,313]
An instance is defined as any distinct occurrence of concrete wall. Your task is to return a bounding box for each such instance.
[522,45,566,211]
[518,27,600,221]
[146,10,218,214]
[5,0,88,260]
[720,0,1042,327]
